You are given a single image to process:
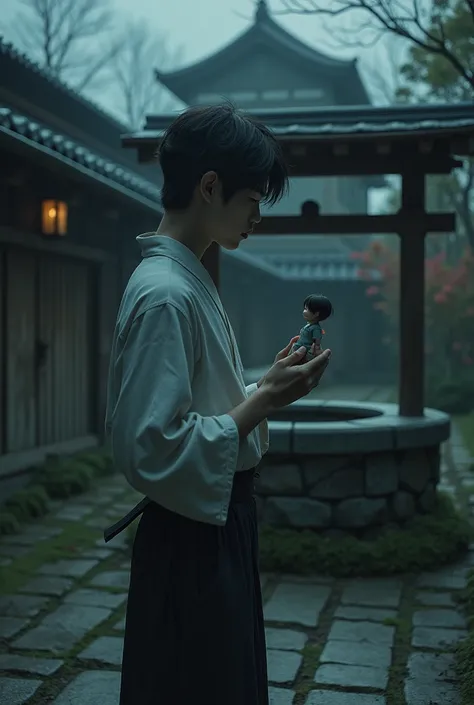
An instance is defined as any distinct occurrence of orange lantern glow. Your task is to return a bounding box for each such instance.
[41,200,68,236]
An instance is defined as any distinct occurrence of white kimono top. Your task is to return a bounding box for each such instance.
[105,234,269,526]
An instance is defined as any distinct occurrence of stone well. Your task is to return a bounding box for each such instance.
[255,400,450,538]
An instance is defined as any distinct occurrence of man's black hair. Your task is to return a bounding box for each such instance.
[158,103,289,211]
[304,294,333,322]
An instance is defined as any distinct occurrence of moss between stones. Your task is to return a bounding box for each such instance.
[455,568,474,705]
[0,521,100,596]
[294,643,322,702]
[0,447,114,535]
[258,493,471,577]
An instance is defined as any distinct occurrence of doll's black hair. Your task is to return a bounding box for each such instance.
[304,294,333,321]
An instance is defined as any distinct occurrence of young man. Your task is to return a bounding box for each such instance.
[105,103,331,705]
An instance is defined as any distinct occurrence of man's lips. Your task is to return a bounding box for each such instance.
[241,228,254,239]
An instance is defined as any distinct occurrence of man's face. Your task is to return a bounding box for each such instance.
[216,188,263,250]
[200,173,263,250]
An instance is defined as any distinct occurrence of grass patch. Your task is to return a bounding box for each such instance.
[294,643,322,701]
[0,522,99,596]
[258,494,471,577]
[0,447,114,536]
[456,568,474,705]
[5,485,49,523]
[454,412,474,462]
[385,598,414,705]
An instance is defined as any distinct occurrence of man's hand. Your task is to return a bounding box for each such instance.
[274,336,300,363]
[259,346,331,411]
[257,336,299,388]
[257,337,322,388]
[230,347,331,440]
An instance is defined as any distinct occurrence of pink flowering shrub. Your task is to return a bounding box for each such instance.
[353,241,474,411]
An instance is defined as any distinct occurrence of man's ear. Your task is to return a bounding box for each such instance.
[200,171,219,204]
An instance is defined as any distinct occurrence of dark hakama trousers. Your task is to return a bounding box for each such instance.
[118,469,269,705]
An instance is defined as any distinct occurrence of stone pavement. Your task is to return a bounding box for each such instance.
[0,427,473,705]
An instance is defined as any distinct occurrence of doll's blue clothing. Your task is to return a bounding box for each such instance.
[293,323,322,352]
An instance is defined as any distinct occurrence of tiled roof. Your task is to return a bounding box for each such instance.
[261,254,377,281]
[0,106,161,206]
[225,249,376,281]
[268,118,474,139]
[127,102,474,145]
[0,38,129,133]
[274,260,369,281]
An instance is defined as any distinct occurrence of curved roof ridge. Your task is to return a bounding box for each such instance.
[0,36,130,132]
[155,25,252,83]
[263,11,355,69]
[155,8,355,84]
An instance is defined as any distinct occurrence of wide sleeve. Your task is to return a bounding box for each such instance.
[245,382,258,396]
[245,383,269,455]
[109,303,240,526]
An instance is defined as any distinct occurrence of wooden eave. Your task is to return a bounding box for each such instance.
[123,128,473,179]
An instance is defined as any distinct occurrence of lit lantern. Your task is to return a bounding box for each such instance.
[41,200,68,236]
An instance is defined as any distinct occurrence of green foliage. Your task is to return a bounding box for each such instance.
[454,412,474,458]
[455,568,474,704]
[37,459,95,498]
[0,448,116,532]
[258,494,470,577]
[0,512,20,536]
[398,0,474,103]
[4,485,49,522]
[75,449,114,476]
[355,241,474,402]
[426,375,474,414]
[394,0,474,252]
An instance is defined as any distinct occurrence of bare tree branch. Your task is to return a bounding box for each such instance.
[278,0,474,89]
[111,20,183,130]
[75,40,123,93]
[10,0,117,90]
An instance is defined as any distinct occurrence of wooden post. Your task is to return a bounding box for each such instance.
[399,172,426,417]
[202,242,220,289]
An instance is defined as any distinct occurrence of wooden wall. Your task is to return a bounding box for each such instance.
[1,245,97,460]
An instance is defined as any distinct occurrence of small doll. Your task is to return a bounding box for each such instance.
[290,294,333,361]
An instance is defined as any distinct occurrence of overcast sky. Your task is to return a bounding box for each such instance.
[2,0,385,86]
[110,0,363,66]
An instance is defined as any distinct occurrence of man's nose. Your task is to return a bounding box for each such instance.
[252,206,262,224]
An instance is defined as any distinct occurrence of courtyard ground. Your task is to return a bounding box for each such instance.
[0,401,473,705]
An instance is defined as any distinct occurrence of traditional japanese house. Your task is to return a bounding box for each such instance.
[0,39,161,478]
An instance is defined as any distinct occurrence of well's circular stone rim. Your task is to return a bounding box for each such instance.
[267,399,451,454]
